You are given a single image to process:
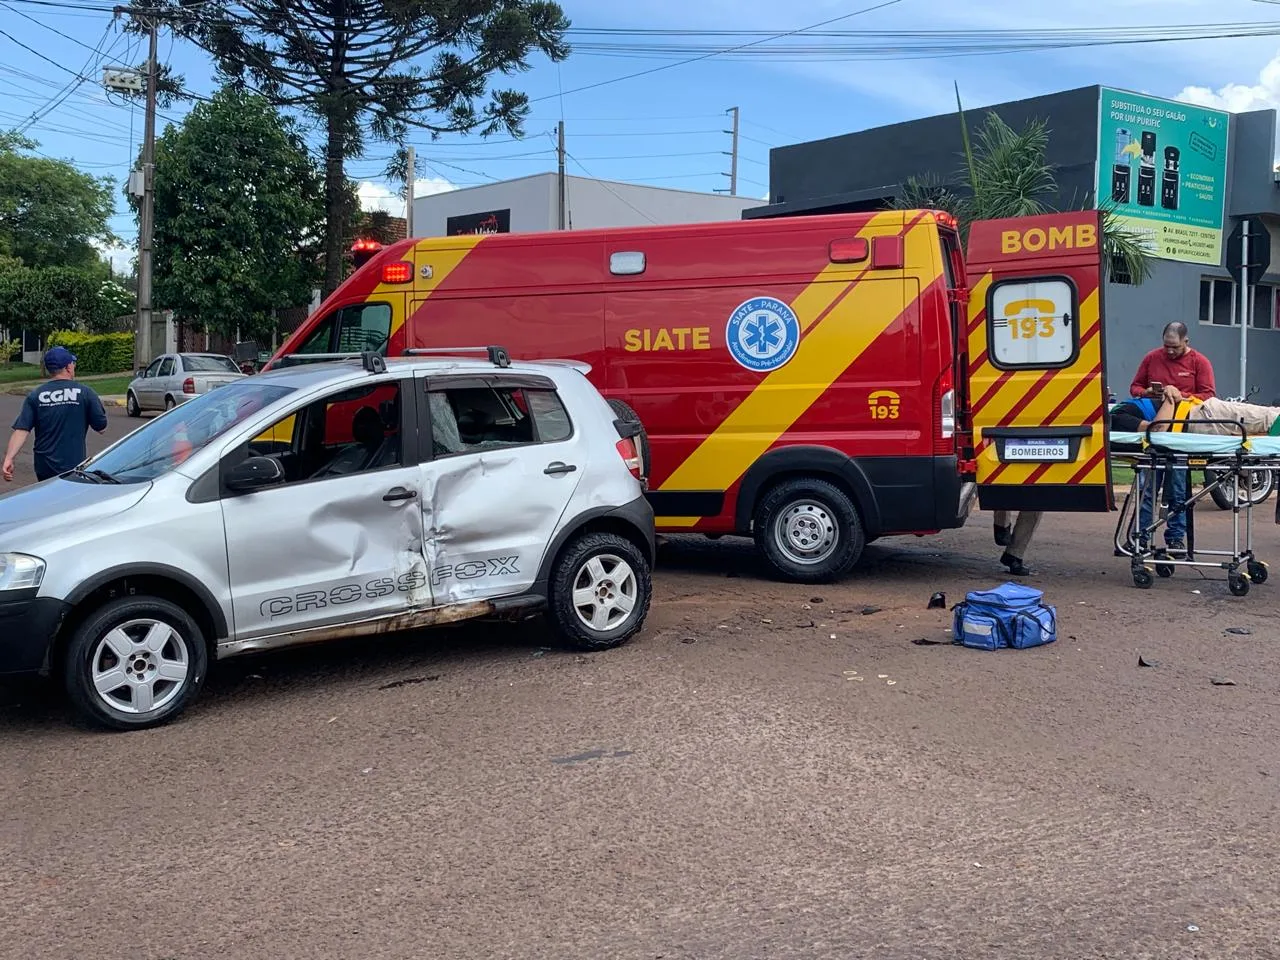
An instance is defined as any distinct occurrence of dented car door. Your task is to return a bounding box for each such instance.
[221,376,431,644]
[417,372,585,604]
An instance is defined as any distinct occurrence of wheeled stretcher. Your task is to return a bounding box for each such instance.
[1110,421,1277,595]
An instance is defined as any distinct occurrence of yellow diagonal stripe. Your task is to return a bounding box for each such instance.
[661,217,943,493]
[390,236,486,339]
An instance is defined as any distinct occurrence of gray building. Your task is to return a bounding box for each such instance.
[412,173,755,238]
[746,85,1280,403]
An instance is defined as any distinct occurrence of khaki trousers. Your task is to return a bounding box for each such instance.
[993,510,1042,560]
[1188,398,1279,436]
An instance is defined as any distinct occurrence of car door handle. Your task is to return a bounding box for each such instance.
[383,487,417,502]
[544,462,578,476]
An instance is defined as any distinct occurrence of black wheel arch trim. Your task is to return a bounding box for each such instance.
[533,499,656,594]
[735,446,881,536]
[63,563,229,640]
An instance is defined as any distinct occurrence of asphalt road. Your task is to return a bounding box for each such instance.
[3,392,1280,959]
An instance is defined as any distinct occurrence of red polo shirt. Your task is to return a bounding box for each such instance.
[1129,347,1216,400]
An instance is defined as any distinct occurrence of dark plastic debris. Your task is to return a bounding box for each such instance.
[912,638,947,646]
[1225,627,1253,636]
[810,597,825,604]
[928,592,946,610]
[1138,656,1160,668]
[861,606,882,616]
[1211,677,1238,686]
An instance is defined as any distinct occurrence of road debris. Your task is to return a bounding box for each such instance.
[861,606,882,616]
[378,675,439,690]
[912,637,947,646]
[927,592,946,609]
[551,748,635,765]
[1138,656,1160,668]
[1224,627,1252,636]
[1210,677,1238,686]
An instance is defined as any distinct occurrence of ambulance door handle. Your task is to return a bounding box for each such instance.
[544,462,578,476]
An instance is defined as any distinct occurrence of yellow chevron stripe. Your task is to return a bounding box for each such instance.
[394,236,487,340]
[660,216,943,493]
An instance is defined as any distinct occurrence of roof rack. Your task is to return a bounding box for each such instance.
[402,345,511,369]
[280,351,387,374]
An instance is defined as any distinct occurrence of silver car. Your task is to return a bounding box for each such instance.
[0,348,654,730]
[126,352,245,415]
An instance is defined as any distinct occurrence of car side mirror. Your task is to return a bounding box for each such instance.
[225,455,285,493]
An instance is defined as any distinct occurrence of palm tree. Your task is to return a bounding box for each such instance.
[892,86,1151,285]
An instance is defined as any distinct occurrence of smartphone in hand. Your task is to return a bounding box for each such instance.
[1149,381,1164,396]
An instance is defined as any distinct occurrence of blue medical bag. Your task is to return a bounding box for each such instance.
[952,583,1057,651]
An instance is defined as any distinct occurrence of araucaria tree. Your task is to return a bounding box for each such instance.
[156,0,570,294]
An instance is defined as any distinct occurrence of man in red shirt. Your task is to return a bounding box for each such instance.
[1129,322,1216,402]
[1127,322,1216,556]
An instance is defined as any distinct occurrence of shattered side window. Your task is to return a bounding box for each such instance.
[429,385,536,456]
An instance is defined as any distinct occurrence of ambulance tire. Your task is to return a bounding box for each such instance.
[754,477,865,584]
[607,399,651,479]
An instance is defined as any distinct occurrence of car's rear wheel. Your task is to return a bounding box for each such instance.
[63,596,208,731]
[165,396,176,411]
[549,532,651,651]
[126,391,140,417]
[754,477,865,583]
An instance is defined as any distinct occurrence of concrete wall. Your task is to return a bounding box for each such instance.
[412,173,755,237]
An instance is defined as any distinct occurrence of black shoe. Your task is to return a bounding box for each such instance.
[1166,538,1186,557]
[994,525,1012,547]
[1001,552,1033,576]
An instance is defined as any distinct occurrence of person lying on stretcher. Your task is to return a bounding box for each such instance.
[1109,391,1280,437]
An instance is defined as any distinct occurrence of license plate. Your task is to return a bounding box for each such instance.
[1005,440,1070,461]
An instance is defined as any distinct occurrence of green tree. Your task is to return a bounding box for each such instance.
[893,89,1151,285]
[143,87,324,341]
[0,133,117,270]
[0,265,124,338]
[147,0,569,295]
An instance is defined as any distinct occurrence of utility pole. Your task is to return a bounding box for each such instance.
[726,107,739,196]
[405,145,415,237]
[137,16,159,364]
[557,120,567,230]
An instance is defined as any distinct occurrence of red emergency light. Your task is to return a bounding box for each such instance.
[351,237,383,269]
[381,261,413,284]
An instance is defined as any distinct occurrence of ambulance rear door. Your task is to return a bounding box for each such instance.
[964,210,1112,513]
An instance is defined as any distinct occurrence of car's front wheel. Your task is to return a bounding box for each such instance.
[549,532,651,651]
[126,391,141,417]
[63,596,208,730]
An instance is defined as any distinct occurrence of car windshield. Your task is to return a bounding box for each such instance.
[183,355,239,373]
[83,380,295,483]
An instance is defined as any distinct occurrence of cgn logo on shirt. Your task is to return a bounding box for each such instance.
[38,387,83,404]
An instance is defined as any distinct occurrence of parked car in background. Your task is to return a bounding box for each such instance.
[126,353,245,416]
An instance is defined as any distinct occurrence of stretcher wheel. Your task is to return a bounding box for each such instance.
[1229,575,1251,597]
[1156,563,1174,578]
[1247,561,1268,584]
[1133,569,1154,589]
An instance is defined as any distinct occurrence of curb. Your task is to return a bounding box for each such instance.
[102,396,126,407]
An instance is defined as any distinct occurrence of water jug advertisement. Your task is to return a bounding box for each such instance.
[1095,87,1229,265]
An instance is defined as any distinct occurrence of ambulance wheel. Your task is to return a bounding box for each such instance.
[126,391,140,418]
[754,477,864,584]
[1247,560,1268,584]
[606,399,650,480]
[1132,569,1154,590]
[1229,574,1251,597]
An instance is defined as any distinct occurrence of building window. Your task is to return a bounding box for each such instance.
[1198,278,1278,329]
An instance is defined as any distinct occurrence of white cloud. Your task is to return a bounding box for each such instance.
[357,177,456,216]
[1175,50,1280,113]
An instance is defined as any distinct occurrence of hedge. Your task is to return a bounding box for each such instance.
[47,331,134,375]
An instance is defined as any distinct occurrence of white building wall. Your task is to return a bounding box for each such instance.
[412,173,754,238]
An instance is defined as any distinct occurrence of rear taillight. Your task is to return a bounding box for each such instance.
[615,437,642,480]
[934,368,955,454]
[182,377,195,394]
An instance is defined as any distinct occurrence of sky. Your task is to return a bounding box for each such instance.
[6,0,1280,272]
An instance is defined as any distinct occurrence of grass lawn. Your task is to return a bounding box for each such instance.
[1112,463,1135,487]
[85,376,135,397]
[0,364,41,385]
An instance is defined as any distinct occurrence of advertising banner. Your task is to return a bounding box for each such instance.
[1096,87,1229,265]
[446,208,511,235]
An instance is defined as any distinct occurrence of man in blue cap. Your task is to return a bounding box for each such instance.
[3,346,109,483]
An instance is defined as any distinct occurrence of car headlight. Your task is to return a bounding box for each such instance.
[0,553,45,591]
